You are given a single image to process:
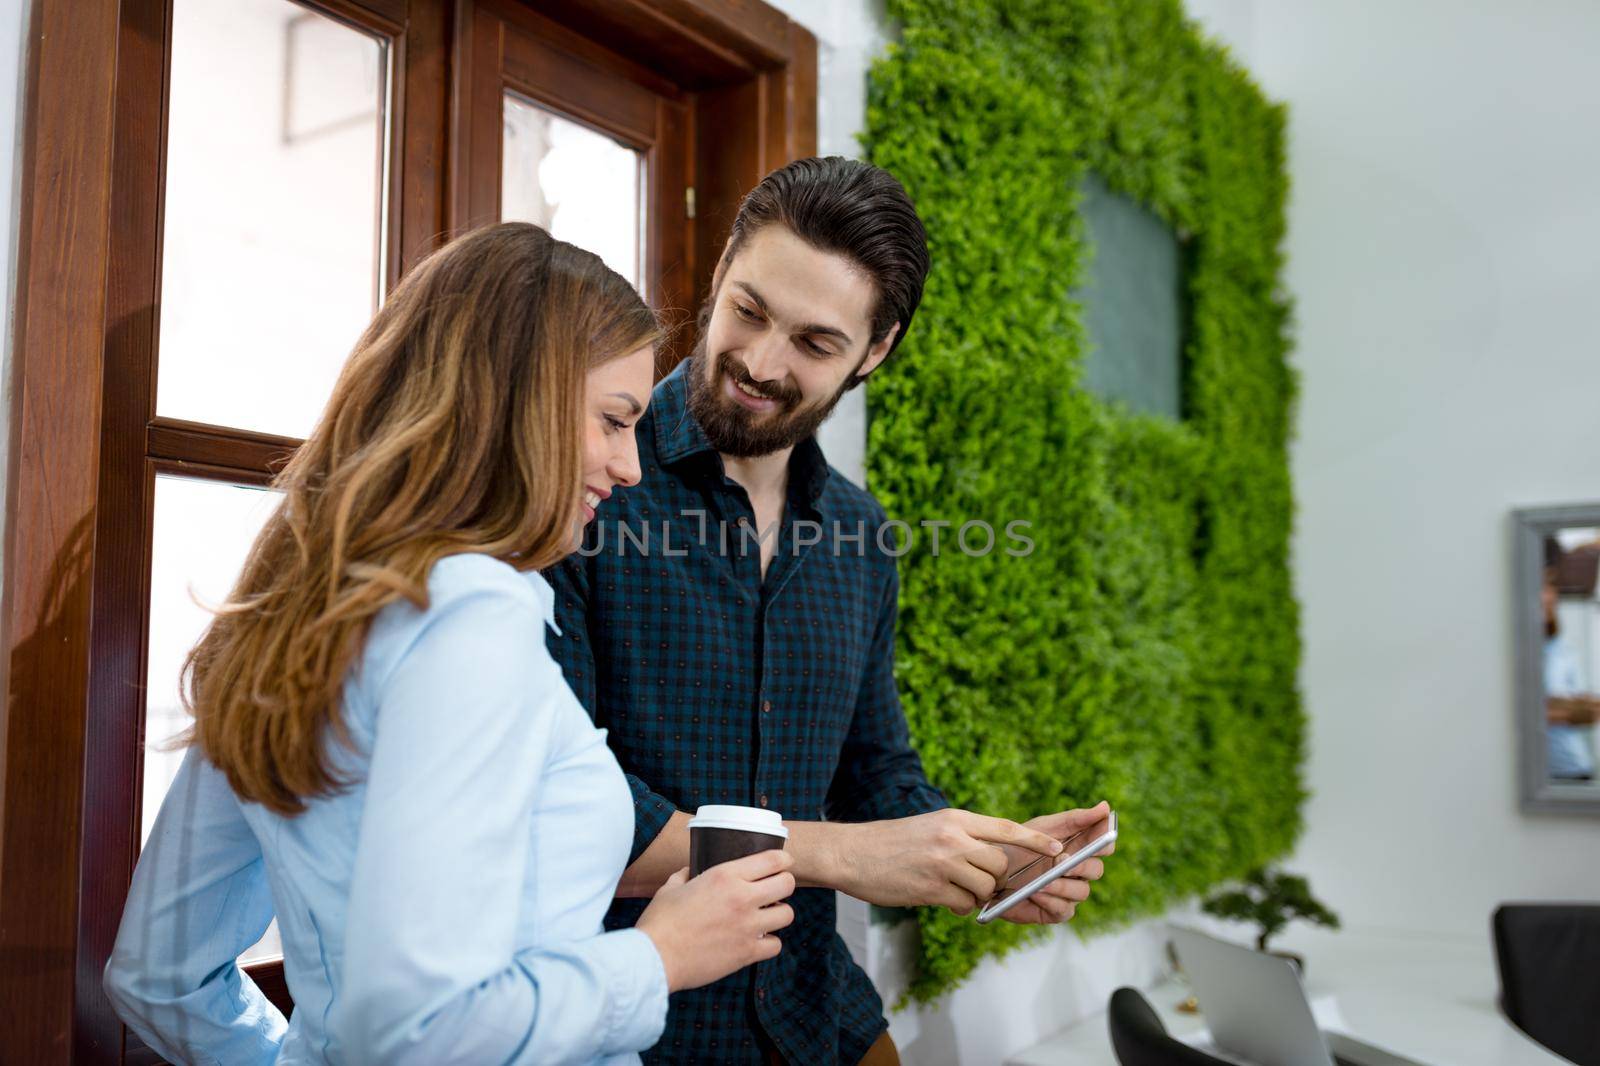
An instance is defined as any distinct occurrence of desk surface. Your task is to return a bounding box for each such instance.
[1004,928,1568,1066]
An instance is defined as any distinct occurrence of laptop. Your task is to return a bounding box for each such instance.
[1168,925,1425,1066]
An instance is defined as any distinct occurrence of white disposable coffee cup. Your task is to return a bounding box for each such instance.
[687,804,788,876]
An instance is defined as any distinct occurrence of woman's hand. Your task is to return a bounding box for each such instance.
[635,850,796,992]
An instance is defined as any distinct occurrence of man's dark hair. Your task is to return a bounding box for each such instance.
[717,156,930,363]
[1544,535,1565,572]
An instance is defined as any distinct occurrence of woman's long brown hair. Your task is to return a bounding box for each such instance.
[184,223,659,815]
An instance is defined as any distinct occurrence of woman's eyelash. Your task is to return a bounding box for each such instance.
[605,415,627,432]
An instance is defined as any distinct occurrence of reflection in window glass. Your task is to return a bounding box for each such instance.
[158,0,389,439]
[1546,528,1600,785]
[145,475,284,963]
[1078,171,1187,420]
[502,94,645,291]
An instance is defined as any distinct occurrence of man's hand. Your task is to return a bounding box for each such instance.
[825,809,1065,915]
[992,802,1114,926]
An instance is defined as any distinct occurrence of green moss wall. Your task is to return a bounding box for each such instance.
[864,0,1303,1001]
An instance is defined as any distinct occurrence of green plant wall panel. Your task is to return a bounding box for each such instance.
[865,0,1303,1002]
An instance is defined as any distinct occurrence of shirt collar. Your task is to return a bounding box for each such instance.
[652,360,716,466]
[651,360,832,507]
[521,569,562,636]
[788,436,830,508]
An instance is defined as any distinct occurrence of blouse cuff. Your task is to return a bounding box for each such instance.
[594,927,670,1057]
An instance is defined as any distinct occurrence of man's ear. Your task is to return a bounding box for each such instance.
[708,236,736,299]
[855,322,900,380]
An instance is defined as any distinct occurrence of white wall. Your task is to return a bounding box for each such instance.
[1223,0,1600,942]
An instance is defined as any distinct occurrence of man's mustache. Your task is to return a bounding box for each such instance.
[716,352,801,406]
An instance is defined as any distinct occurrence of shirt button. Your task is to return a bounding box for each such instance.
[759,794,769,808]
[762,700,772,714]
[757,987,766,1001]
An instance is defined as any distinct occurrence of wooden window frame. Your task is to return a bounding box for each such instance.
[459,0,693,346]
[0,0,815,1062]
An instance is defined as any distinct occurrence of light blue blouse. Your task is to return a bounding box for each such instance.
[104,554,668,1065]
[1546,634,1596,778]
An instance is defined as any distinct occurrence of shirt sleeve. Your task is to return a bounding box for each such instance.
[824,562,949,824]
[1545,637,1583,697]
[103,746,286,1066]
[545,554,678,863]
[335,571,668,1066]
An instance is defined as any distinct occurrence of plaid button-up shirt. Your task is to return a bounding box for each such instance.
[545,362,947,1065]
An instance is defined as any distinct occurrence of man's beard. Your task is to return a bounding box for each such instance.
[685,341,859,458]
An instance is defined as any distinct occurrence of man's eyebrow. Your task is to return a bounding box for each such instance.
[733,281,771,315]
[732,280,854,348]
[607,392,643,416]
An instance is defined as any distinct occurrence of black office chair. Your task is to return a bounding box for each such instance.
[1108,987,1233,1066]
[1492,903,1600,1066]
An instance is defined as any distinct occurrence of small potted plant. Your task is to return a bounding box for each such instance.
[1200,866,1340,974]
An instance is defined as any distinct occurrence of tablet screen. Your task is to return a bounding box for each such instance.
[995,813,1113,897]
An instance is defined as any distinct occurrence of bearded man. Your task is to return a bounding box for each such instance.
[545,157,1111,1065]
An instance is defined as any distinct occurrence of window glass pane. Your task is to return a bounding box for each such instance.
[502,94,644,291]
[158,0,389,439]
[145,475,284,963]
[1078,172,1188,420]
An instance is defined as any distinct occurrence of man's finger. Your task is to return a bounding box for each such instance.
[1040,876,1091,903]
[949,860,998,904]
[1003,894,1069,925]
[968,844,1010,881]
[1031,892,1074,920]
[1034,802,1112,836]
[1064,857,1105,881]
[1023,879,1087,913]
[964,812,1062,857]
[1030,800,1107,825]
[1035,877,1078,899]
[943,886,979,915]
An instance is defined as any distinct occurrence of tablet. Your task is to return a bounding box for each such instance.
[975,811,1116,925]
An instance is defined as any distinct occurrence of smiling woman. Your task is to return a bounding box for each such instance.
[0,0,819,1057]
[102,222,809,1066]
[581,349,654,530]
